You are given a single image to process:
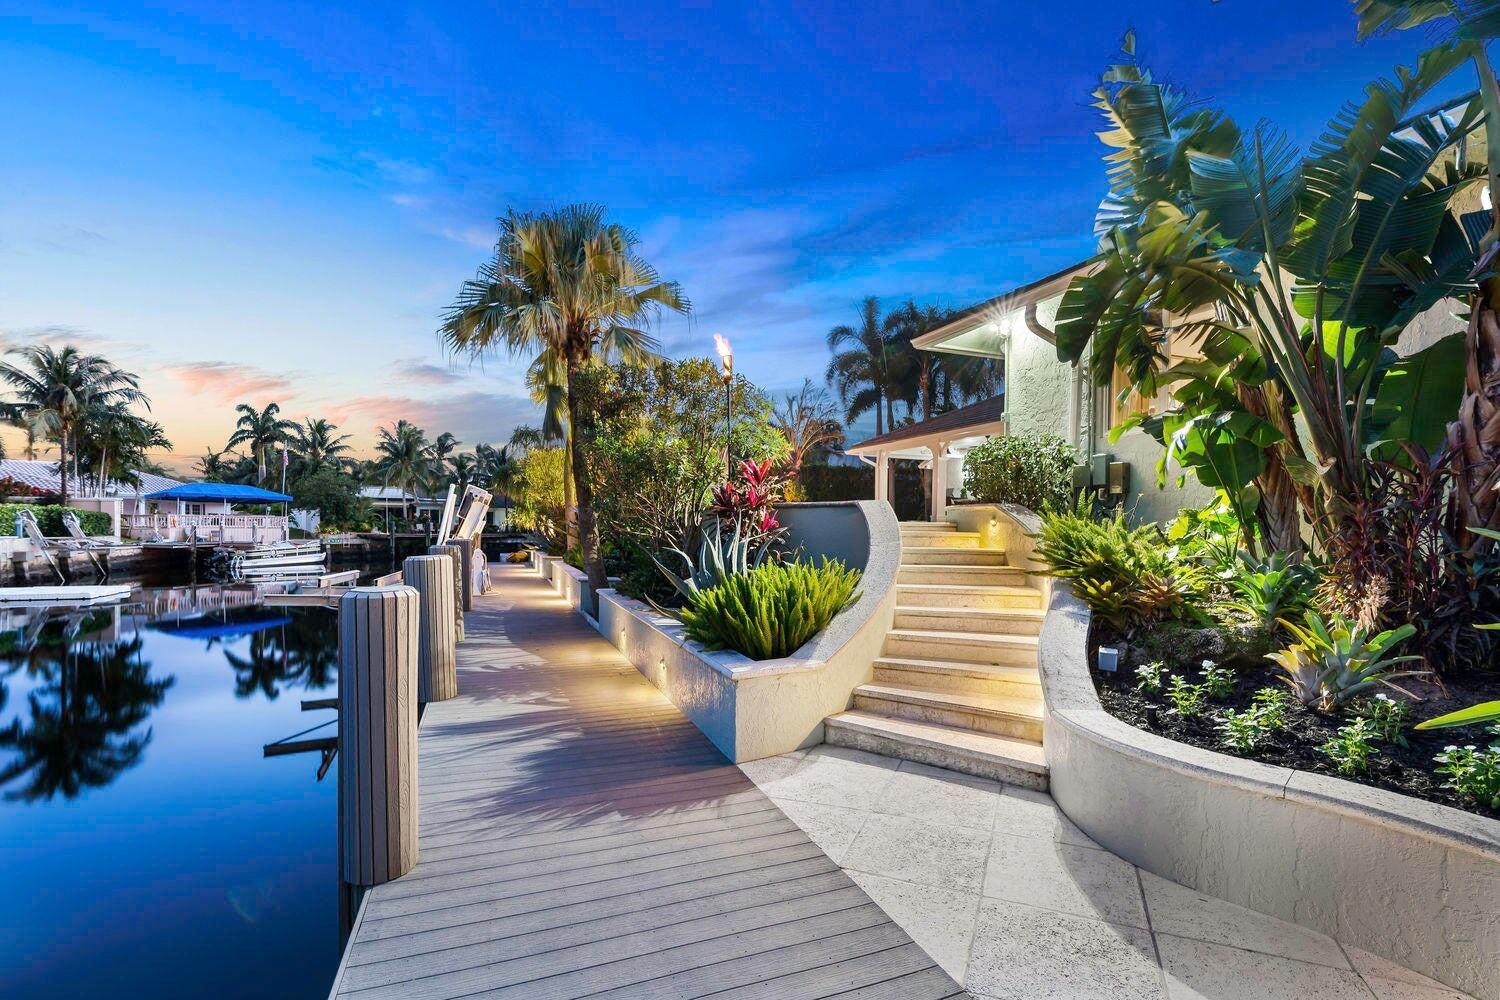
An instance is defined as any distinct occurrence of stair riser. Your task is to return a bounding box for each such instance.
[851,694,1044,742]
[897,533,980,549]
[893,611,1044,635]
[898,566,1027,586]
[900,549,1008,567]
[824,723,1048,791]
[874,665,1042,698]
[883,635,1036,666]
[895,587,1043,610]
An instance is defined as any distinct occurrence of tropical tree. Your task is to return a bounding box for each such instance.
[372,419,435,522]
[74,401,172,490]
[440,204,690,593]
[0,346,147,503]
[431,431,461,464]
[883,300,1002,421]
[289,418,352,474]
[508,424,546,455]
[225,402,298,485]
[773,379,843,482]
[448,452,477,492]
[826,297,906,437]
[1053,35,1481,558]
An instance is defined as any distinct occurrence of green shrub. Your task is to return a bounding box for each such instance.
[1216,707,1270,754]
[1319,718,1379,776]
[681,558,861,661]
[1199,662,1236,701]
[1354,693,1412,747]
[1166,675,1208,720]
[1250,687,1293,731]
[962,434,1077,513]
[0,503,114,536]
[1433,740,1500,811]
[1134,661,1166,694]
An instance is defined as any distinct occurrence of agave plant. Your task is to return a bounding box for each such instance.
[1267,611,1424,712]
[653,458,790,600]
[1223,553,1321,632]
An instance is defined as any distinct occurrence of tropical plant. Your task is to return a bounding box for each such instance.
[772,379,843,483]
[962,434,1078,513]
[1416,699,1500,730]
[1200,662,1236,701]
[1054,34,1482,562]
[680,558,862,660]
[1433,738,1500,809]
[1355,692,1412,746]
[510,446,567,547]
[1217,706,1272,754]
[73,400,172,491]
[1165,675,1208,720]
[225,402,298,485]
[825,297,906,438]
[653,459,790,601]
[1223,553,1321,633]
[290,418,353,474]
[288,466,364,530]
[372,419,435,522]
[431,431,461,464]
[441,204,690,594]
[448,452,477,492]
[1319,718,1381,776]
[1135,661,1166,694]
[0,345,147,503]
[1267,612,1424,711]
[1251,686,1294,730]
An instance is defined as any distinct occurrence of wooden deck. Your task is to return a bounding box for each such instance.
[330,564,965,1000]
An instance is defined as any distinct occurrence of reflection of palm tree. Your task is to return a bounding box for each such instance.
[224,629,290,700]
[0,637,172,802]
[221,612,337,699]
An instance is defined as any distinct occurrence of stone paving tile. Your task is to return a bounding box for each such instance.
[847,869,981,983]
[966,898,1164,1000]
[740,744,900,810]
[1156,934,1375,1000]
[874,759,1004,830]
[1346,946,1474,999]
[1139,870,1350,969]
[841,812,993,893]
[983,829,1149,928]
[765,796,868,865]
[993,785,1099,847]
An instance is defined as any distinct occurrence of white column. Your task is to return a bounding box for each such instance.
[874,451,890,503]
[930,440,949,522]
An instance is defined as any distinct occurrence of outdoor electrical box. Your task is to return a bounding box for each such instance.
[1108,460,1129,496]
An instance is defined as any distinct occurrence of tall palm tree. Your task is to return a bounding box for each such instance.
[773,380,843,481]
[826,297,905,438]
[372,419,434,522]
[194,448,232,481]
[0,346,146,504]
[74,401,172,490]
[431,432,461,464]
[440,204,689,592]
[289,417,352,474]
[448,453,477,492]
[225,402,297,485]
[508,424,545,456]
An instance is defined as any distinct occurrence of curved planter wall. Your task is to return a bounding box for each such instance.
[1039,583,1500,1000]
[597,500,901,762]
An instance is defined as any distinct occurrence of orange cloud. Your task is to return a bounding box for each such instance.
[163,361,296,401]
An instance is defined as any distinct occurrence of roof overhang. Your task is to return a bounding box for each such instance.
[844,394,1007,458]
[911,259,1095,358]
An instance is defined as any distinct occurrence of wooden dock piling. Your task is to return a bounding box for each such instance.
[403,553,457,703]
[442,538,475,611]
[337,585,419,886]
[427,543,464,641]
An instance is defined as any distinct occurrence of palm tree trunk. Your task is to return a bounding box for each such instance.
[562,433,578,550]
[59,427,69,505]
[874,392,884,437]
[1449,278,1500,552]
[564,358,606,595]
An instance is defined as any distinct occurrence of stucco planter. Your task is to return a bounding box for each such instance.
[1038,581,1500,1000]
[532,553,596,618]
[596,500,900,761]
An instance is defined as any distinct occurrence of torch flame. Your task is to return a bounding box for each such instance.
[714,333,732,361]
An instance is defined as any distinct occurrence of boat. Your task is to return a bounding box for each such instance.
[226,540,326,576]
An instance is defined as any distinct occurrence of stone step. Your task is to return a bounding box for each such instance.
[895,582,1046,610]
[894,605,1046,635]
[884,628,1039,667]
[874,655,1041,698]
[824,710,1047,791]
[896,529,982,549]
[897,564,1028,587]
[899,546,1009,567]
[899,520,955,532]
[852,682,1044,742]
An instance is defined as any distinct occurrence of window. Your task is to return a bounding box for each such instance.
[185,503,205,516]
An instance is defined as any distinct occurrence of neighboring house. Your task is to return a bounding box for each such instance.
[128,483,294,544]
[359,486,447,518]
[0,458,186,536]
[845,261,1215,524]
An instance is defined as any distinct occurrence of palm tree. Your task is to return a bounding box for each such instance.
[508,425,545,456]
[440,204,689,593]
[448,453,477,492]
[372,419,434,523]
[882,300,995,422]
[431,432,461,464]
[74,402,172,490]
[0,346,147,504]
[194,448,232,481]
[225,402,297,485]
[290,418,352,474]
[773,380,843,481]
[826,297,905,438]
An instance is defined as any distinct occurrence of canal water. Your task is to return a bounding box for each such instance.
[0,581,350,999]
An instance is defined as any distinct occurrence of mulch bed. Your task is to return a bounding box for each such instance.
[1088,623,1500,819]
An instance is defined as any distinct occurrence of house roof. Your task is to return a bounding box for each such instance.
[0,458,182,499]
[845,394,1006,454]
[910,259,1097,357]
[144,482,294,503]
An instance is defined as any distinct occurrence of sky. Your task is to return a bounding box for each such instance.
[0,1,1470,474]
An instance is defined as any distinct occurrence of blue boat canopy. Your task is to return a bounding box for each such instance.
[142,482,294,503]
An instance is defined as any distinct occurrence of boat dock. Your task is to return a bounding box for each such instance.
[328,565,962,999]
[0,583,134,606]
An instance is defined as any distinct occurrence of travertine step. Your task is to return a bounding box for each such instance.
[899,520,955,531]
[895,582,1045,610]
[900,546,1008,567]
[883,628,1039,667]
[874,655,1041,697]
[824,710,1048,790]
[852,682,1044,742]
[894,605,1046,635]
[898,564,1027,587]
[898,530,982,549]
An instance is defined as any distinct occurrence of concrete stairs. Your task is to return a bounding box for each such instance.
[824,519,1049,790]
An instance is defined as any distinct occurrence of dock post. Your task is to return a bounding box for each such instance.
[443,538,475,612]
[428,543,465,642]
[338,585,420,886]
[404,553,457,702]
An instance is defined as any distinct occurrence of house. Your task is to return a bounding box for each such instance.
[127,482,294,543]
[845,261,1214,524]
[0,458,187,537]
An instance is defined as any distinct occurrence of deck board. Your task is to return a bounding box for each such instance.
[331,565,965,999]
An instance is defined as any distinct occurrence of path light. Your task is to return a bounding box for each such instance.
[714,334,734,479]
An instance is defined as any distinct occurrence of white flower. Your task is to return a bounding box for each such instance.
[1201,659,1214,669]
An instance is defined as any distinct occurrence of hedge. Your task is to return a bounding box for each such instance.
[0,503,115,537]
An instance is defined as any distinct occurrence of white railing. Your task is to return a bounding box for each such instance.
[122,512,289,543]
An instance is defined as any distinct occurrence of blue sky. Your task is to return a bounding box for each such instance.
[0,1,1467,469]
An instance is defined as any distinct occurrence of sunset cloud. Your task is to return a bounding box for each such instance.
[391,357,466,386]
[163,361,296,402]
